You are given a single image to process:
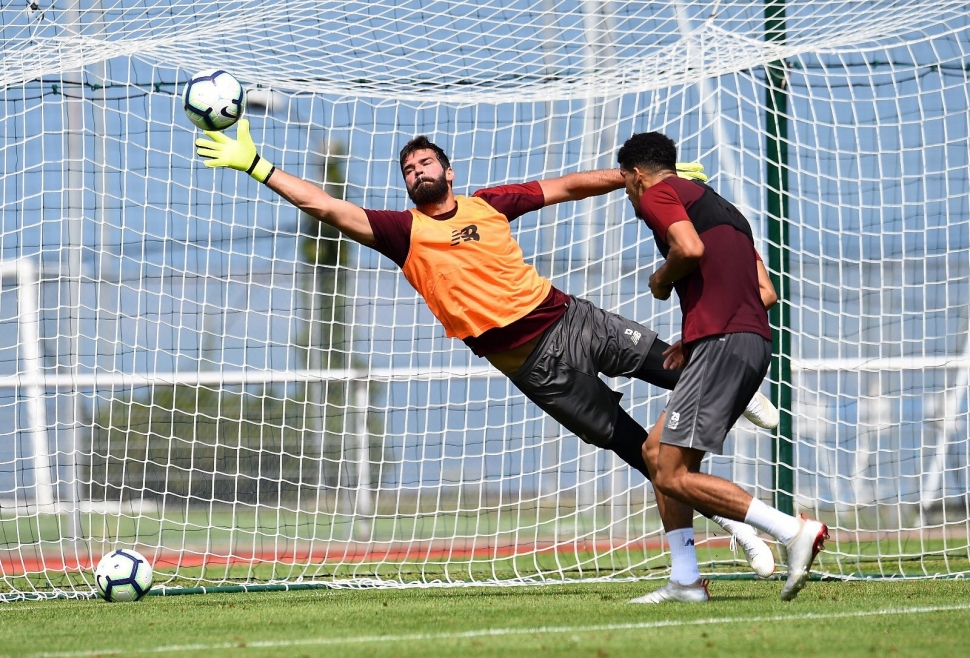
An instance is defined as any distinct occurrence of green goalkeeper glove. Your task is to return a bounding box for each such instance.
[675,162,707,182]
[195,119,275,183]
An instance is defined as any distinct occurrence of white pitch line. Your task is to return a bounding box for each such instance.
[28,602,970,658]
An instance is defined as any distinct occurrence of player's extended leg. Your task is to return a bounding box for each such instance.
[652,441,828,602]
[654,443,751,519]
[629,413,771,603]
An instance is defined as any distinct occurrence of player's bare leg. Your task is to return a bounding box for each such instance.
[631,414,775,603]
[631,413,772,603]
[644,416,774,568]
[629,413,709,603]
[652,442,828,601]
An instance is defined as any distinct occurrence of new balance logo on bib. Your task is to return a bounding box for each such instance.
[450,224,480,245]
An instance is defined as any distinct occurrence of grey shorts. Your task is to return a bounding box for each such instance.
[661,332,771,455]
[508,296,658,448]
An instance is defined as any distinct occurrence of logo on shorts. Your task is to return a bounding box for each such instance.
[667,411,680,430]
[624,328,642,345]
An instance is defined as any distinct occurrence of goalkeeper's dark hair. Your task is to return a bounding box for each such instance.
[400,136,451,174]
[617,132,678,174]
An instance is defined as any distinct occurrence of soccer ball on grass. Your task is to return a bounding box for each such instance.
[183,69,245,131]
[94,548,154,602]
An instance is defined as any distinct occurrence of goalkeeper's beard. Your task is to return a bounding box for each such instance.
[407,172,450,206]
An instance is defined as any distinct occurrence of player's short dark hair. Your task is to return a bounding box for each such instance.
[399,136,451,174]
[616,132,677,174]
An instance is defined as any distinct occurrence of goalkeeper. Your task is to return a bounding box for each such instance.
[196,121,778,576]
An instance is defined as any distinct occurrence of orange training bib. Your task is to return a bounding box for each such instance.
[402,196,551,339]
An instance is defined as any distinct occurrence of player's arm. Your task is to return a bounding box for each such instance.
[648,220,704,300]
[265,169,374,245]
[537,169,625,206]
[757,259,778,309]
[195,120,375,245]
[537,163,707,206]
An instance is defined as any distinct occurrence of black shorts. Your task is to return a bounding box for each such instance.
[661,332,771,455]
[508,296,658,447]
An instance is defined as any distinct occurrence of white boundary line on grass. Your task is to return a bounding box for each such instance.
[29,602,970,657]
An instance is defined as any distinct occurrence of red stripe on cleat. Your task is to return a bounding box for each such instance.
[812,524,828,559]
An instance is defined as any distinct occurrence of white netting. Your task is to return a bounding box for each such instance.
[0,0,968,599]
[3,1,968,100]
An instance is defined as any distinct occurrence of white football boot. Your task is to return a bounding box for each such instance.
[743,390,779,430]
[629,578,711,604]
[712,515,777,578]
[731,527,776,579]
[780,516,829,601]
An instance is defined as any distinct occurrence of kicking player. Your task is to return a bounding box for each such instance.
[617,131,828,603]
[194,122,778,576]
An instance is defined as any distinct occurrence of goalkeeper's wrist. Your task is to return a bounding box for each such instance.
[246,154,275,183]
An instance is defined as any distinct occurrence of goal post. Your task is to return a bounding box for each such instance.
[0,259,55,514]
[1,1,970,600]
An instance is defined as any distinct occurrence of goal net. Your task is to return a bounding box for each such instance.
[1,0,968,599]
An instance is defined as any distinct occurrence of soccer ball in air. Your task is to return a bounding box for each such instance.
[183,69,245,131]
[94,548,154,602]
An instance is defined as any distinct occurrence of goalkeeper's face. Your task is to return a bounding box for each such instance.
[403,149,453,206]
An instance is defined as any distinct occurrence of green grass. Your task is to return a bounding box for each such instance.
[1,580,969,657]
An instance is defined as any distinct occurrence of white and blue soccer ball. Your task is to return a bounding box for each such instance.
[183,69,245,131]
[94,548,154,602]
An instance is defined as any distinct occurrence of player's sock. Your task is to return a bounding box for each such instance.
[743,498,801,545]
[606,407,650,479]
[667,527,701,585]
[633,338,680,391]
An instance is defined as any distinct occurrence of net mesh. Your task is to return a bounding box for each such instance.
[1,0,968,599]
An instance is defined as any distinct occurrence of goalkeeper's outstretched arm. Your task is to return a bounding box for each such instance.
[195,120,375,246]
[266,169,375,245]
[537,162,707,206]
[537,169,626,205]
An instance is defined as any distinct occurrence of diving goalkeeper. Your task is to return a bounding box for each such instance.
[195,121,778,576]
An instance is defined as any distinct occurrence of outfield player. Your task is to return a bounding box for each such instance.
[194,122,777,575]
[617,131,828,603]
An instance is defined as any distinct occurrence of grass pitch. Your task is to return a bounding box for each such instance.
[1,579,969,657]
